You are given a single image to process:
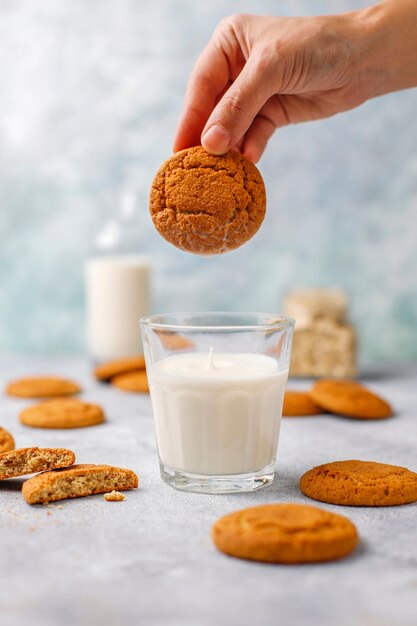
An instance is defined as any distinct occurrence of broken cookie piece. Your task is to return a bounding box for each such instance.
[0,447,75,480]
[22,463,138,504]
[104,490,126,502]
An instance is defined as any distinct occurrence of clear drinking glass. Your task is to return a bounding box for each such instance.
[140,312,294,494]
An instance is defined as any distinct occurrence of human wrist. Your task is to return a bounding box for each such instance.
[353,0,417,98]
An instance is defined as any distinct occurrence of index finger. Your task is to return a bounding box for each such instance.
[173,39,231,152]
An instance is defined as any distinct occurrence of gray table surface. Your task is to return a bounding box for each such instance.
[0,356,416,626]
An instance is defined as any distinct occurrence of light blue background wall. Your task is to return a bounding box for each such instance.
[0,0,416,361]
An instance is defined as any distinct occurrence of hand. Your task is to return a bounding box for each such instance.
[173,3,417,162]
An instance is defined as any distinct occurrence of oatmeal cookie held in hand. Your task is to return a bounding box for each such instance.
[149,147,266,255]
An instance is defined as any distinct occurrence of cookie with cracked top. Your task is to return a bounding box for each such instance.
[212,503,358,564]
[310,379,392,419]
[300,460,417,506]
[149,146,266,255]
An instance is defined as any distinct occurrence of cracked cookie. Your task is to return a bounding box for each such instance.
[310,380,392,419]
[300,460,417,506]
[212,503,358,563]
[149,146,266,255]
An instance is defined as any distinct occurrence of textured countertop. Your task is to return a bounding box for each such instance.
[1,356,416,626]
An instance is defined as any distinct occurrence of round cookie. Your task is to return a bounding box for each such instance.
[0,427,15,453]
[300,460,417,506]
[212,503,358,564]
[111,370,149,393]
[149,146,266,255]
[5,377,81,399]
[283,390,323,417]
[310,380,392,419]
[93,356,146,381]
[20,399,105,429]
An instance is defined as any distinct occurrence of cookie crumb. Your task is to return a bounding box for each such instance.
[104,491,125,502]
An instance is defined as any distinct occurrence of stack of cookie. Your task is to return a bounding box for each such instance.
[2,375,139,504]
[282,379,392,420]
[93,338,195,392]
[93,356,149,393]
[284,288,357,379]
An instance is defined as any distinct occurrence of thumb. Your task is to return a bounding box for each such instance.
[201,57,271,155]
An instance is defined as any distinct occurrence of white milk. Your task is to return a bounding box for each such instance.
[85,255,150,362]
[149,351,288,475]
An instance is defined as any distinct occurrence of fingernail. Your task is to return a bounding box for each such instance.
[202,125,230,154]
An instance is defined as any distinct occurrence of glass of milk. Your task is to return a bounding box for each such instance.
[140,312,294,494]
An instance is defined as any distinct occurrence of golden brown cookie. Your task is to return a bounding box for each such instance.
[212,503,358,564]
[282,391,323,417]
[19,399,105,429]
[93,356,146,381]
[0,447,75,480]
[149,146,266,255]
[22,464,139,504]
[5,376,81,399]
[300,460,417,506]
[310,380,392,419]
[111,370,149,393]
[0,427,15,453]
